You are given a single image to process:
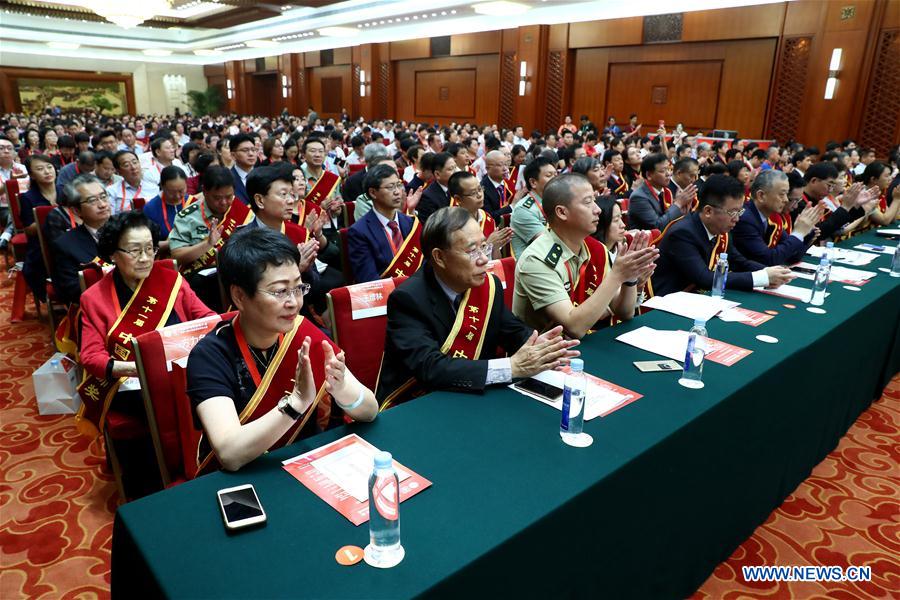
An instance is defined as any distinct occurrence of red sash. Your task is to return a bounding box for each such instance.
[803,193,832,222]
[282,220,310,245]
[54,257,112,357]
[708,232,729,270]
[381,217,424,278]
[305,169,340,210]
[609,174,629,196]
[182,200,252,276]
[295,198,321,223]
[75,264,182,437]
[196,315,335,474]
[380,273,496,410]
[878,192,887,213]
[766,214,783,248]
[480,209,496,237]
[503,168,518,204]
[566,236,609,305]
[649,184,675,212]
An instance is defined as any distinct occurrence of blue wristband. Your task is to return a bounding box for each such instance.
[335,386,365,411]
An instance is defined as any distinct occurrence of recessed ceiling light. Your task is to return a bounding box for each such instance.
[472,1,530,16]
[318,26,358,37]
[193,49,223,56]
[47,41,80,50]
[245,39,278,47]
[143,49,173,56]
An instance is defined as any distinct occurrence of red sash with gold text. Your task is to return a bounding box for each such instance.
[183,200,252,276]
[708,232,729,270]
[480,209,496,237]
[380,274,496,410]
[195,315,335,474]
[381,217,424,278]
[75,264,182,437]
[305,170,340,210]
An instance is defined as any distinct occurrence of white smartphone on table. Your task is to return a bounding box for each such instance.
[217,484,267,530]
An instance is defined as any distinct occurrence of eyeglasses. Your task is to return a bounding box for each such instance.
[259,284,311,302]
[458,243,493,262]
[459,187,485,199]
[713,206,745,219]
[269,190,294,200]
[235,146,255,154]
[81,192,109,206]
[116,246,158,259]
[379,183,405,192]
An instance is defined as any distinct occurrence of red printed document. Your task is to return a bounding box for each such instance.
[282,434,432,526]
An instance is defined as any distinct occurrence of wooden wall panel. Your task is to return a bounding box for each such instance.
[394,55,499,124]
[307,65,352,119]
[681,4,784,41]
[571,39,776,138]
[451,31,501,56]
[414,70,477,118]
[568,18,642,48]
[247,73,279,117]
[606,61,723,131]
[783,0,825,36]
[333,47,352,65]
[390,39,430,61]
[859,29,900,156]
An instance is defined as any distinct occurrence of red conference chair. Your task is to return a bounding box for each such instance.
[132,197,146,211]
[326,277,407,393]
[342,200,356,227]
[33,205,67,341]
[6,178,40,322]
[133,311,235,487]
[486,257,516,310]
[338,227,355,285]
[348,163,365,176]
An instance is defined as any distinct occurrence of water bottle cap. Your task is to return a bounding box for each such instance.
[569,358,584,372]
[826,242,834,248]
[50,358,60,366]
[693,319,706,326]
[374,451,393,469]
[719,252,728,259]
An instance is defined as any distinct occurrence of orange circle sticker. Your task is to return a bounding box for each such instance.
[336,545,364,566]
[783,304,796,309]
[765,310,779,315]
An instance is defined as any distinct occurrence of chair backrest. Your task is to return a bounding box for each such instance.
[338,227,355,285]
[33,205,57,276]
[7,177,24,231]
[486,257,516,309]
[624,229,662,246]
[326,277,406,391]
[132,196,146,211]
[79,258,177,292]
[348,163,365,175]
[133,311,236,487]
[342,200,356,227]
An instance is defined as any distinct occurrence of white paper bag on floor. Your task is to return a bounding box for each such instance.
[33,353,82,415]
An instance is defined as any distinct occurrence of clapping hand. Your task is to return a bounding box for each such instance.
[510,326,580,378]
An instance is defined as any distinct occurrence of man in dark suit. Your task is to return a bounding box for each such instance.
[377,206,579,407]
[480,150,513,222]
[651,175,794,297]
[347,164,417,283]
[796,161,871,241]
[53,174,111,304]
[667,157,699,210]
[342,142,389,202]
[732,169,821,266]
[415,151,457,224]
[629,153,695,231]
[229,133,256,205]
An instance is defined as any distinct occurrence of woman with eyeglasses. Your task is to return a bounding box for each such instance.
[187,227,377,472]
[78,211,214,435]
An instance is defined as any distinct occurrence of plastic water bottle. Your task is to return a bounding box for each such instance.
[560,358,592,448]
[364,451,405,568]
[710,253,729,298]
[890,241,900,278]
[809,255,830,306]
[679,320,708,389]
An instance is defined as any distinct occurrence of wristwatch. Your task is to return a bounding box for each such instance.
[277,395,302,420]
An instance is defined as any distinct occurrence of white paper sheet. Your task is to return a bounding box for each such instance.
[641,291,739,322]
[615,326,689,362]
[791,262,876,283]
[309,442,411,503]
[756,283,828,302]
[874,229,900,236]
[853,243,897,256]
[807,246,879,266]
[510,369,636,421]
[717,308,754,323]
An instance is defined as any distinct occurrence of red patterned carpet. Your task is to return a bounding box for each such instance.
[0,276,897,599]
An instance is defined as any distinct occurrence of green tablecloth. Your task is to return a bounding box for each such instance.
[112,230,900,599]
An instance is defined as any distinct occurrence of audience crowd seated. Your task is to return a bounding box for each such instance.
[1,105,897,499]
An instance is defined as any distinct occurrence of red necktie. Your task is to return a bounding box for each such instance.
[387,221,403,253]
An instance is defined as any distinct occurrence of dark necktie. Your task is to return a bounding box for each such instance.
[387,220,403,253]
[452,294,462,313]
[497,184,505,206]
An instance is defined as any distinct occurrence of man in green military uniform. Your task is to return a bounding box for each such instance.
[169,165,242,311]
[510,155,557,257]
[512,173,658,338]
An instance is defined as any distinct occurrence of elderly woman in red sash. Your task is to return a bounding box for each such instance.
[187,227,378,472]
[448,170,512,259]
[78,211,214,496]
[860,161,900,227]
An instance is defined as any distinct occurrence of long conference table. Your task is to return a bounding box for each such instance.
[111,229,900,599]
